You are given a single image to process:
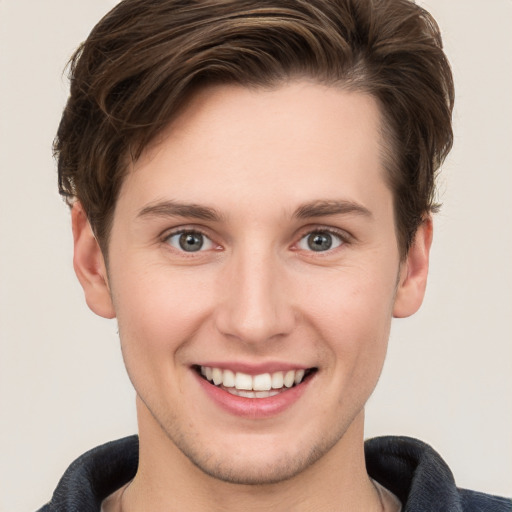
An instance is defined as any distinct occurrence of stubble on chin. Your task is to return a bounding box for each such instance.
[158,411,356,486]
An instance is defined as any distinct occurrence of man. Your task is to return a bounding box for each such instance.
[38,0,511,510]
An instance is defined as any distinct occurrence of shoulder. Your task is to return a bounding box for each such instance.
[458,489,512,512]
[36,436,139,512]
[365,436,511,512]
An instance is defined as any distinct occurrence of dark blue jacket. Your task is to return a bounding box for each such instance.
[38,435,511,511]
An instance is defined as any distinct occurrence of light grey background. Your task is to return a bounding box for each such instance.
[0,1,511,510]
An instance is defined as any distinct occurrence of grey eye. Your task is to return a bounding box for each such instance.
[166,231,214,252]
[298,231,343,252]
[179,232,203,251]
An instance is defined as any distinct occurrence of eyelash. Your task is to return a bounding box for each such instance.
[161,226,350,254]
[295,228,348,253]
[163,228,217,253]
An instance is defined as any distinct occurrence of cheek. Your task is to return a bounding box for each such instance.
[302,263,396,334]
[111,263,216,362]
[299,264,396,374]
[111,266,218,405]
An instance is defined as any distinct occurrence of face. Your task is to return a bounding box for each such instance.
[74,81,430,485]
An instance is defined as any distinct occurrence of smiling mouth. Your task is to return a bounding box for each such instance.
[194,365,317,398]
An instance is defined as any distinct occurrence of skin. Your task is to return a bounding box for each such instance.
[73,81,432,511]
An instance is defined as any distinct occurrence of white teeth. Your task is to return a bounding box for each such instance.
[271,371,284,389]
[222,369,235,388]
[199,366,310,393]
[231,389,255,398]
[235,372,253,390]
[227,389,281,398]
[212,368,223,386]
[253,373,272,391]
[284,370,295,388]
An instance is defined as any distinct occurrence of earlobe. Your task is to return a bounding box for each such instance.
[72,203,116,319]
[393,217,433,318]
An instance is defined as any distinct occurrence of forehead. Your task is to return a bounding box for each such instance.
[118,81,389,220]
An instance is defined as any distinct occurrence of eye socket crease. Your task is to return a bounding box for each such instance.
[161,225,351,257]
[165,229,217,253]
[296,229,345,252]
[145,198,369,256]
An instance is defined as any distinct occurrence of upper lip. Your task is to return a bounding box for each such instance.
[193,361,313,375]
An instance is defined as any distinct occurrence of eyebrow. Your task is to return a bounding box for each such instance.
[293,200,372,219]
[136,198,372,223]
[137,200,223,222]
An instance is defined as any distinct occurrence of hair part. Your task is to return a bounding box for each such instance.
[55,0,454,258]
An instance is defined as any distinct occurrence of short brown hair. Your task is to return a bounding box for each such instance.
[55,0,454,257]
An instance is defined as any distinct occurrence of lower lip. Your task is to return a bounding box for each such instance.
[194,371,313,419]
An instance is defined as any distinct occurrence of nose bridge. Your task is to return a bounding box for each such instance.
[216,241,295,344]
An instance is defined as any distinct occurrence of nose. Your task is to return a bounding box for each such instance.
[214,246,296,346]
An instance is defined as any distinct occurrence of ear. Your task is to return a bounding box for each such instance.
[72,202,116,319]
[393,216,433,318]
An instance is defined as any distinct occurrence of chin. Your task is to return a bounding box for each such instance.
[167,423,346,486]
[185,447,321,485]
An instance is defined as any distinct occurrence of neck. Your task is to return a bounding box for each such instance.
[114,398,381,512]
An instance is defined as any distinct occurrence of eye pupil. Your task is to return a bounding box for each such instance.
[179,233,204,252]
[308,233,332,251]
